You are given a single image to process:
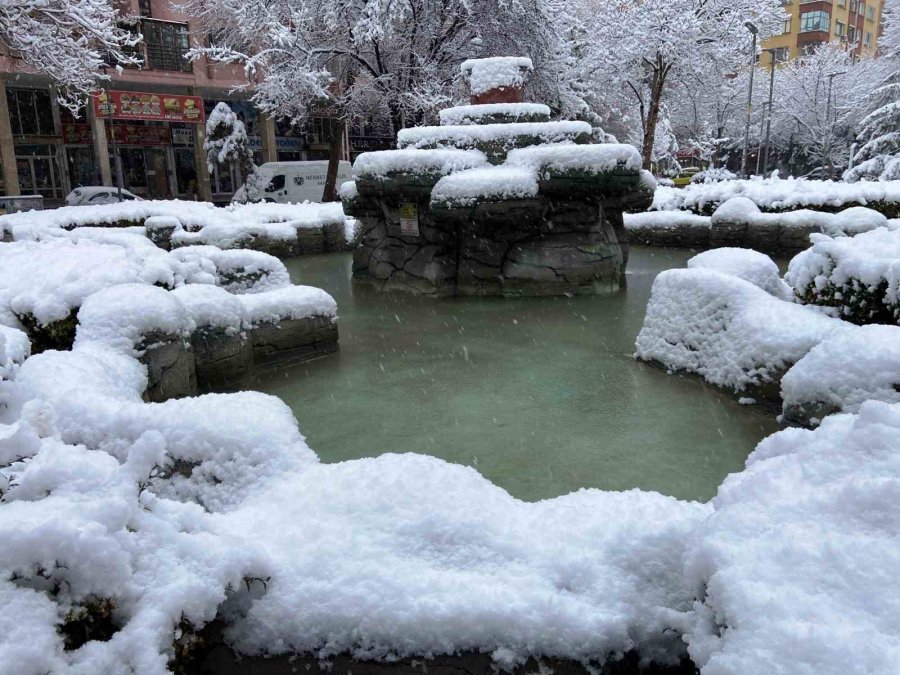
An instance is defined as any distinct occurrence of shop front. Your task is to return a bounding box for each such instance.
[93,89,206,200]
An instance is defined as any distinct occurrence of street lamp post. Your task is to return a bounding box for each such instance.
[825,70,847,178]
[741,21,759,178]
[759,48,778,175]
[100,65,124,202]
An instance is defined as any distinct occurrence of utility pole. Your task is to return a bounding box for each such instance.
[741,21,759,179]
[759,48,778,175]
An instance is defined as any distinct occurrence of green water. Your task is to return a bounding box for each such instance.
[250,248,779,502]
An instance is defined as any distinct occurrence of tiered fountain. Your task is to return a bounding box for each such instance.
[342,56,655,296]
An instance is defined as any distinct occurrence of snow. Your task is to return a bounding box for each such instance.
[0,199,348,241]
[635,268,852,391]
[0,239,177,326]
[397,121,592,152]
[781,325,900,418]
[651,176,900,215]
[338,180,359,201]
[459,57,534,95]
[505,143,642,174]
[352,149,488,179]
[0,325,29,379]
[220,455,708,665]
[439,103,551,126]
[239,286,338,326]
[625,211,711,231]
[685,401,900,675]
[431,166,539,206]
[687,249,794,301]
[74,284,192,355]
[711,197,889,236]
[171,284,245,331]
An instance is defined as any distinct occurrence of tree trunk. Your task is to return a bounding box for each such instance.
[640,60,669,171]
[322,119,345,203]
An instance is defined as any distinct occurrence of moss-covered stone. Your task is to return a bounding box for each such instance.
[15,310,79,353]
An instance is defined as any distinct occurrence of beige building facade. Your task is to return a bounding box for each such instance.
[0,0,369,205]
[763,0,886,62]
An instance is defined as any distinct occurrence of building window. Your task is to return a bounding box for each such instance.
[783,16,792,34]
[800,10,831,32]
[848,25,857,41]
[142,19,191,72]
[865,31,873,46]
[138,0,152,17]
[6,89,55,136]
[773,47,791,62]
[835,20,845,36]
[867,5,876,20]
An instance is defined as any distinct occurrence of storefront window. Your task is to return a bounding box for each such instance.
[15,145,63,198]
[66,147,97,187]
[7,89,56,136]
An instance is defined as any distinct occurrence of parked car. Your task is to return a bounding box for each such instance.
[233,161,352,204]
[65,186,142,206]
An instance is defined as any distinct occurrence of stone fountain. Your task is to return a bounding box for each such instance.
[341,56,655,296]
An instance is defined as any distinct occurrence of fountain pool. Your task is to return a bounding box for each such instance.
[250,247,778,502]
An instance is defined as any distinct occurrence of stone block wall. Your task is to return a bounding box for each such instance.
[350,191,639,297]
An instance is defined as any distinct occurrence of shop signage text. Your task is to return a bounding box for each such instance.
[95,91,205,124]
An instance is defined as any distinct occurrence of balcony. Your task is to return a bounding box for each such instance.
[113,18,193,73]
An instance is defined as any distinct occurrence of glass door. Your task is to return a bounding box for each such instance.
[144,148,170,198]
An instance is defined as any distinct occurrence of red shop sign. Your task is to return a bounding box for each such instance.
[94,90,205,124]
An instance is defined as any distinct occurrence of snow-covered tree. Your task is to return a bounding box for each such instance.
[0,0,141,112]
[183,0,581,198]
[769,43,882,178]
[846,0,900,182]
[581,0,784,169]
[204,102,257,190]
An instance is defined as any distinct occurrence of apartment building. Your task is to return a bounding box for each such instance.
[763,0,886,62]
[0,0,387,204]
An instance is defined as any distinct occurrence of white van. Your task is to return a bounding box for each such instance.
[233,161,351,204]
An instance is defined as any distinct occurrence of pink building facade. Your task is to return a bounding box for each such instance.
[0,0,365,204]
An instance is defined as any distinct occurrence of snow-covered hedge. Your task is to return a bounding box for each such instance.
[786,226,900,325]
[652,175,900,217]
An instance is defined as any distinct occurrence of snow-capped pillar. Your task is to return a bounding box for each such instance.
[0,79,20,196]
[259,111,278,163]
[191,124,213,202]
[86,101,113,187]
